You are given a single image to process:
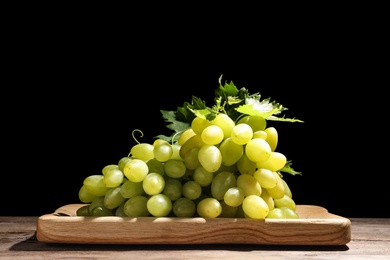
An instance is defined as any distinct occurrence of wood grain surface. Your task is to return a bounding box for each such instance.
[36,204,351,245]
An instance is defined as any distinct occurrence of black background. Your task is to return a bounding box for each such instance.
[3,2,388,218]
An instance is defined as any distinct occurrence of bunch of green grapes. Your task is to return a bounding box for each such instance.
[77,113,298,220]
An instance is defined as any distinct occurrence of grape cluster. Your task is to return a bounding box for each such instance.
[77,113,298,219]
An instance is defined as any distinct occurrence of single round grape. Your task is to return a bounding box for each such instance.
[218,200,238,218]
[184,147,201,170]
[274,194,296,211]
[164,159,187,178]
[147,194,172,217]
[153,142,173,162]
[173,197,196,217]
[104,187,126,209]
[242,195,269,219]
[182,180,202,200]
[252,130,268,140]
[236,173,261,197]
[193,166,214,187]
[198,144,222,173]
[256,151,287,172]
[123,159,149,183]
[118,157,131,172]
[236,153,257,175]
[224,187,245,207]
[266,172,285,199]
[211,171,236,200]
[201,125,224,145]
[260,188,275,211]
[83,175,109,197]
[120,179,144,198]
[237,115,267,132]
[130,143,155,161]
[103,166,124,188]
[253,168,278,189]
[245,138,272,163]
[266,208,285,219]
[146,158,165,175]
[264,127,278,151]
[219,137,244,166]
[123,195,149,217]
[78,185,96,203]
[197,197,222,218]
[231,123,253,145]
[162,178,182,201]
[142,172,165,195]
[279,206,299,219]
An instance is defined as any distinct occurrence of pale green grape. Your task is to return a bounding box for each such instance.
[182,180,202,200]
[114,202,126,217]
[179,134,204,159]
[245,138,272,163]
[193,166,214,187]
[212,113,235,139]
[252,130,268,140]
[237,115,267,132]
[231,123,253,145]
[219,137,244,166]
[256,151,287,172]
[102,164,118,175]
[89,197,113,216]
[198,144,222,173]
[142,172,165,195]
[191,116,213,135]
[83,175,109,197]
[146,158,165,175]
[78,185,96,203]
[236,153,257,175]
[123,158,149,183]
[162,178,182,201]
[153,141,173,162]
[103,165,124,188]
[178,128,196,146]
[118,157,131,172]
[130,143,155,161]
[274,194,296,211]
[170,144,182,160]
[123,195,149,217]
[253,168,278,189]
[172,197,196,217]
[211,171,236,200]
[266,172,285,199]
[264,127,278,152]
[197,197,222,218]
[120,179,144,198]
[260,188,275,211]
[242,195,269,219]
[201,125,224,145]
[224,187,245,207]
[219,200,238,218]
[183,147,201,170]
[76,204,90,216]
[281,178,293,198]
[164,159,186,178]
[279,206,299,219]
[266,208,285,219]
[147,194,172,217]
[236,173,261,197]
[104,187,126,209]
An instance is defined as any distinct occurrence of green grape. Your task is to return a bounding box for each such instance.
[242,195,269,219]
[142,172,165,195]
[170,144,182,160]
[236,153,257,175]
[184,147,201,170]
[147,194,172,217]
[266,172,285,199]
[130,143,155,161]
[193,166,214,187]
[260,188,275,211]
[182,180,202,200]
[78,185,96,203]
[236,173,261,196]
[211,171,236,200]
[104,187,126,209]
[146,158,165,175]
[76,204,90,216]
[123,158,149,183]
[211,113,235,139]
[153,141,173,162]
[90,206,114,216]
[114,202,126,217]
[281,178,293,198]
[179,134,204,159]
[266,208,285,219]
[274,194,296,211]
[102,164,118,175]
[237,115,267,132]
[178,128,196,146]
[103,165,124,188]
[123,195,149,217]
[252,130,268,140]
[201,125,224,145]
[197,197,222,218]
[198,144,222,173]
[173,197,196,217]
[118,157,131,172]
[231,123,253,145]
[264,127,278,152]
[120,179,144,198]
[256,151,287,172]
[219,200,238,218]
[253,168,278,189]
[219,137,244,166]
[279,206,299,219]
[162,178,182,201]
[164,159,186,178]
[224,187,245,207]
[191,116,213,135]
[83,175,109,197]
[245,138,272,163]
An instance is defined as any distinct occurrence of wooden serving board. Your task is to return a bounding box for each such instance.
[36,204,351,246]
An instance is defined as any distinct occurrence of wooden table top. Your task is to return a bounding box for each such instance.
[1,216,389,259]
